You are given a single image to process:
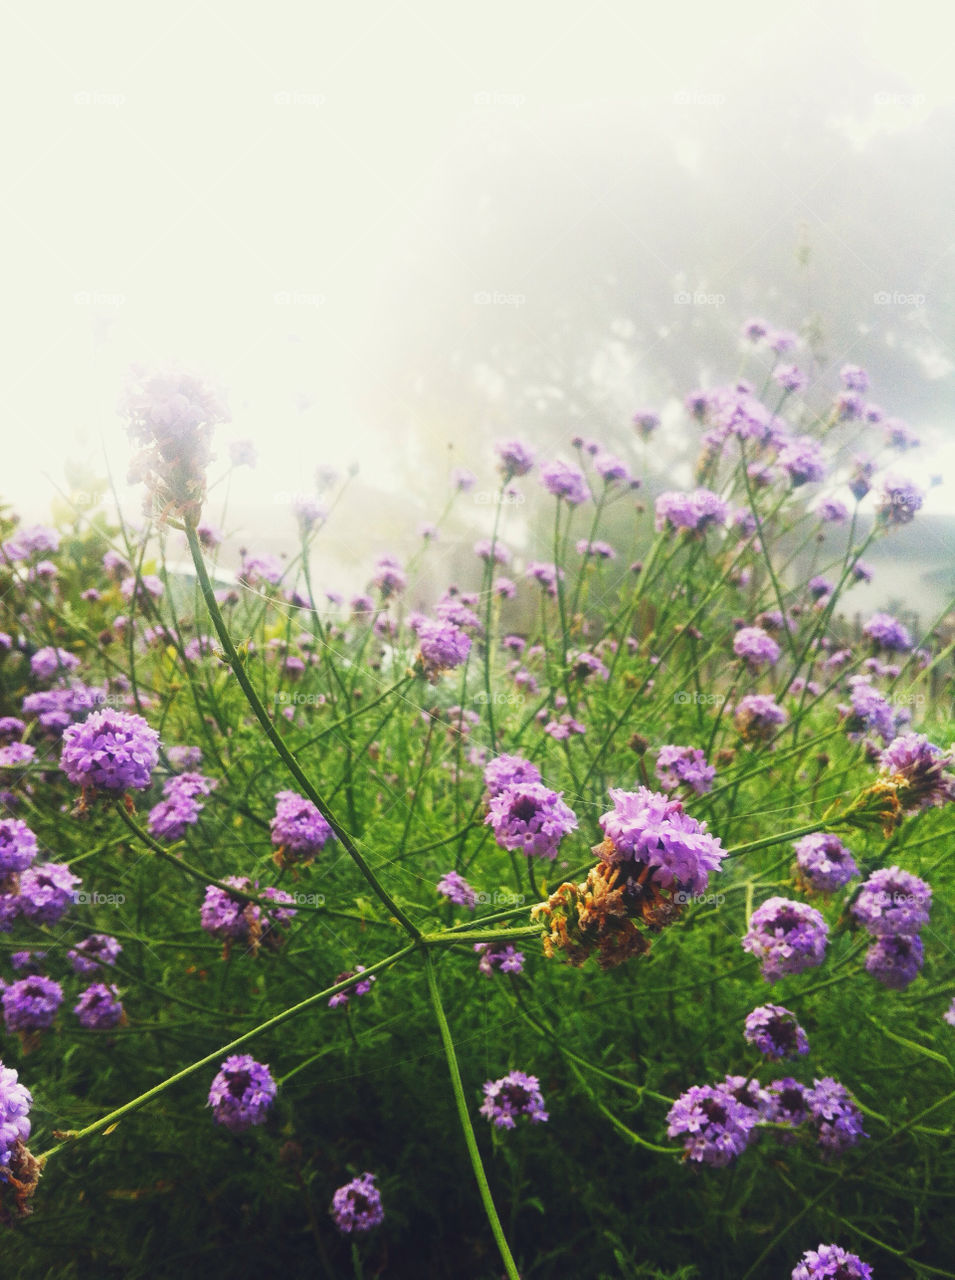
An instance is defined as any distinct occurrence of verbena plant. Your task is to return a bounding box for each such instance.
[0,324,952,1279]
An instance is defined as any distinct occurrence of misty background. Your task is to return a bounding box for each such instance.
[2,0,954,620]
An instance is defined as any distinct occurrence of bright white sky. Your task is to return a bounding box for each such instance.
[2,0,954,528]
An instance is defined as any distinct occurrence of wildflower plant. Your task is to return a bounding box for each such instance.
[0,330,951,1278]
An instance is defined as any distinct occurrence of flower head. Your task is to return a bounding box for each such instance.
[878,733,955,814]
[654,745,715,796]
[270,790,333,866]
[733,626,781,668]
[793,833,859,893]
[742,896,828,981]
[596,787,725,897]
[743,1004,809,1060]
[480,1070,548,1129]
[865,932,923,989]
[485,783,577,860]
[208,1055,276,1132]
[655,488,728,533]
[416,619,471,680]
[666,1082,759,1167]
[2,975,63,1032]
[877,475,923,526]
[60,708,160,794]
[67,933,122,975]
[540,460,589,506]
[73,983,125,1029]
[436,870,477,908]
[850,866,931,936]
[863,612,912,653]
[791,1243,873,1280]
[805,1077,867,1157]
[0,819,38,878]
[330,1172,384,1234]
[733,695,788,742]
[495,440,535,479]
[0,1063,32,1168]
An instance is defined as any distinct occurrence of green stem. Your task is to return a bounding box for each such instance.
[423,951,519,1280]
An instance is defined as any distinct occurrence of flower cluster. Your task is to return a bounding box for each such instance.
[742,897,828,981]
[436,870,477,908]
[416,619,471,680]
[60,708,161,795]
[655,488,728,533]
[878,733,955,815]
[480,1070,548,1129]
[484,754,542,797]
[596,787,726,897]
[0,1063,32,1170]
[208,1055,276,1133]
[791,1244,872,1280]
[147,772,217,841]
[666,1081,761,1167]
[330,1172,384,1234]
[850,865,931,989]
[793,833,859,893]
[654,745,715,795]
[485,782,578,861]
[328,966,376,1009]
[733,626,781,668]
[743,1004,809,1060]
[68,933,122,975]
[734,694,788,742]
[270,790,333,868]
[2,975,63,1033]
[474,943,524,976]
[200,877,296,957]
[863,611,912,652]
[73,983,125,1029]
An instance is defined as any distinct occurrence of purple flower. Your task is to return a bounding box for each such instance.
[330,1172,384,1234]
[480,1070,548,1129]
[0,1063,32,1168]
[495,440,535,479]
[666,1082,759,1166]
[863,611,912,652]
[769,329,798,354]
[148,772,217,841]
[733,626,781,668]
[74,982,125,1029]
[742,897,828,981]
[525,561,564,596]
[240,552,283,586]
[850,866,931,937]
[417,619,472,678]
[884,418,920,450]
[475,943,525,976]
[0,719,25,743]
[597,787,726,896]
[632,410,660,438]
[370,554,406,598]
[483,754,542,797]
[805,1077,867,1157]
[734,695,788,743]
[774,365,806,393]
[568,651,609,682]
[200,877,296,950]
[808,576,833,600]
[208,1055,276,1132]
[29,647,80,682]
[742,318,768,342]
[68,934,122,975]
[486,783,577,860]
[840,364,869,393]
[577,538,616,560]
[877,475,924,526]
[1,525,60,562]
[794,834,859,893]
[452,467,476,492]
[0,819,38,878]
[541,460,589,506]
[743,1004,809,1060]
[474,538,510,565]
[865,932,924,989]
[792,1243,872,1280]
[18,862,81,925]
[879,733,955,813]
[835,391,865,421]
[437,870,477,908]
[594,453,631,484]
[167,745,202,771]
[817,498,849,523]
[944,997,955,1028]
[270,790,333,862]
[655,488,729,533]
[654,746,715,796]
[494,576,516,599]
[764,1077,809,1129]
[778,436,826,486]
[844,680,897,745]
[60,708,161,793]
[2,975,63,1032]
[328,965,376,1009]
